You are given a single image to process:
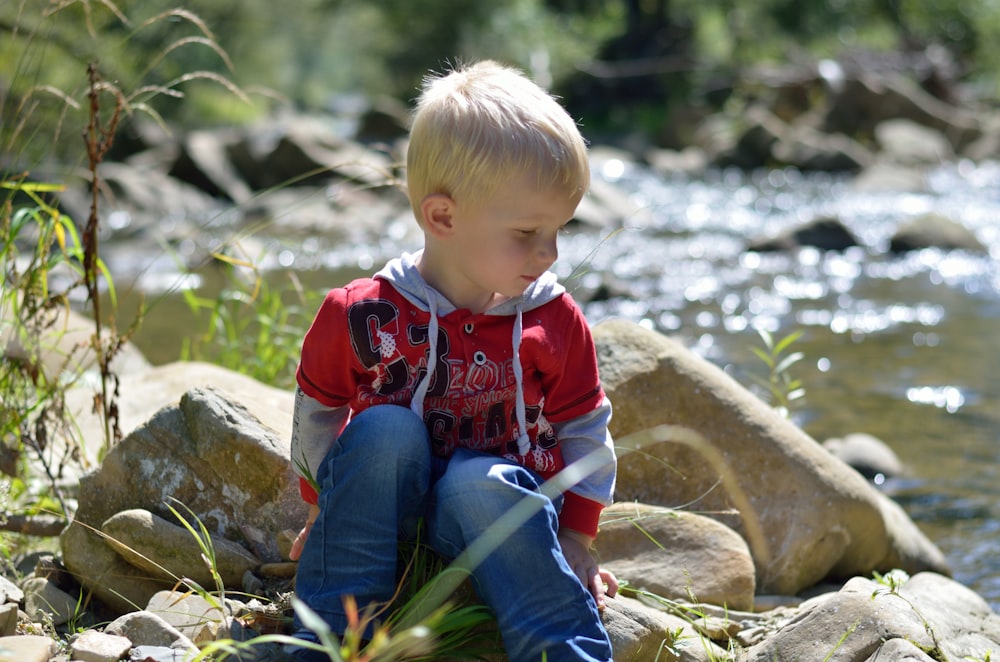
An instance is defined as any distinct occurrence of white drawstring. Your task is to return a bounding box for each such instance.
[512,304,530,455]
[410,287,439,419]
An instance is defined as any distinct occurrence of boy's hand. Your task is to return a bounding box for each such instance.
[558,530,619,611]
[289,504,320,561]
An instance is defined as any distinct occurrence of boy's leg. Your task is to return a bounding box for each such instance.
[428,449,612,662]
[291,404,432,643]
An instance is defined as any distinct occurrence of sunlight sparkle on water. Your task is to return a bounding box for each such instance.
[906,385,966,413]
[600,159,626,181]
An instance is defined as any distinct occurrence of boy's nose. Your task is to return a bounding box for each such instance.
[538,235,558,263]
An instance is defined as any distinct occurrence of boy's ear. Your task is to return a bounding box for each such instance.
[420,193,456,238]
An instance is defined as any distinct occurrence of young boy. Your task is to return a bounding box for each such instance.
[287,60,618,662]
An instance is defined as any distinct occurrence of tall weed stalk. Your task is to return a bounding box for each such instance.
[1,0,251,495]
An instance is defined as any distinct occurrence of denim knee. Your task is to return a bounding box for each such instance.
[317,404,431,486]
[436,451,548,506]
[430,451,558,556]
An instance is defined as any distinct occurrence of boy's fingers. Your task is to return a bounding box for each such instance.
[590,571,607,609]
[288,521,313,561]
[600,568,619,598]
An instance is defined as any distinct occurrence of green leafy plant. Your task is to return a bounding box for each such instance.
[180,254,321,389]
[869,569,948,661]
[748,327,805,417]
[0,179,108,505]
[193,545,499,662]
[164,497,228,608]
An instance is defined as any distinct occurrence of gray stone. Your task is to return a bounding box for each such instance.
[69,630,132,662]
[145,590,229,644]
[743,572,1000,661]
[602,595,724,662]
[823,73,981,147]
[889,212,987,254]
[0,602,17,636]
[22,576,80,627]
[748,216,860,253]
[0,635,58,662]
[822,432,904,481]
[170,129,254,204]
[65,360,296,464]
[864,637,937,661]
[851,160,930,193]
[874,118,954,165]
[774,122,874,171]
[101,508,260,589]
[105,609,198,653]
[0,575,24,605]
[129,646,190,662]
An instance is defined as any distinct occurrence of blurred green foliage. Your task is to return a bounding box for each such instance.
[2,0,999,167]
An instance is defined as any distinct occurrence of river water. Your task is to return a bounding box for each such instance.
[117,157,1000,609]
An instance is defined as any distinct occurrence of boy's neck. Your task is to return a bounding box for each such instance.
[415,249,508,315]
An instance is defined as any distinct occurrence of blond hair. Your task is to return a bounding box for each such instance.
[406,60,590,221]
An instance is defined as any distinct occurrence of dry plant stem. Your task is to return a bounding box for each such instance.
[83,62,123,448]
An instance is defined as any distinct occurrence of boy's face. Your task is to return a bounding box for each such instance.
[442,174,581,309]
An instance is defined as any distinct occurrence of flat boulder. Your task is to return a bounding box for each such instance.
[743,572,1000,661]
[595,503,755,611]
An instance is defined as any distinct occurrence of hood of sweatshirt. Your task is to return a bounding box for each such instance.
[374,250,565,455]
[374,249,566,315]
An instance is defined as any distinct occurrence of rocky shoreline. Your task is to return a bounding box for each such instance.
[2,314,999,661]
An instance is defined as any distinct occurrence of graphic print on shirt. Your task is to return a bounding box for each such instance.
[344,297,561,473]
[348,299,407,395]
[347,299,448,399]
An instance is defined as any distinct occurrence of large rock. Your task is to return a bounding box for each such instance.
[707,104,873,172]
[169,129,254,204]
[61,386,306,615]
[226,113,395,191]
[595,503,755,611]
[0,306,150,476]
[593,319,949,595]
[65,360,296,473]
[747,216,860,253]
[743,572,1000,661]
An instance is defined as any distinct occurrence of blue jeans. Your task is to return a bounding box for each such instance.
[292,404,612,662]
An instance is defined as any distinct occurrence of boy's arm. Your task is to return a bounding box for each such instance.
[557,529,619,609]
[550,396,617,538]
[291,385,350,504]
[551,397,618,607]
